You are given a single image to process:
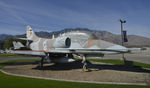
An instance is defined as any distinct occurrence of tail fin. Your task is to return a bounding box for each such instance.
[26,26,38,40]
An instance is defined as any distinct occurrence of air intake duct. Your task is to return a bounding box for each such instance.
[53,37,71,48]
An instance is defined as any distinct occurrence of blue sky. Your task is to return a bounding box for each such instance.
[0,0,150,38]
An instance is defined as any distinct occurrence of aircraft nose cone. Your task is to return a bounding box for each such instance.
[108,45,128,51]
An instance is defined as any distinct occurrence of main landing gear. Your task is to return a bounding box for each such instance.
[39,53,50,68]
[39,57,44,68]
[81,55,89,72]
[39,53,90,72]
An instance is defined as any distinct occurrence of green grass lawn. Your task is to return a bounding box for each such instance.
[88,59,150,69]
[88,59,125,65]
[0,59,40,69]
[0,59,150,88]
[0,53,22,57]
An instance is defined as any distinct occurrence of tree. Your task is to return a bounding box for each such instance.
[0,41,4,50]
[4,37,13,49]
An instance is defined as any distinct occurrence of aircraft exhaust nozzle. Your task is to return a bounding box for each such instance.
[53,37,71,48]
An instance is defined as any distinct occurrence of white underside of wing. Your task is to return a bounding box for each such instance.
[10,50,46,56]
[10,45,129,56]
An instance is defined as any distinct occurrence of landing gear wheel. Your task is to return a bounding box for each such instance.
[82,62,89,72]
[39,57,44,68]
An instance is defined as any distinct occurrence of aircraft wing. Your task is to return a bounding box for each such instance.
[10,47,129,56]
[48,48,129,54]
[68,48,129,54]
[10,50,46,56]
[50,47,127,55]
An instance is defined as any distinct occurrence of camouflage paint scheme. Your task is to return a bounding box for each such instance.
[12,26,129,57]
[26,26,128,54]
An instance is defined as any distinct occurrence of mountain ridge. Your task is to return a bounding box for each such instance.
[0,28,150,47]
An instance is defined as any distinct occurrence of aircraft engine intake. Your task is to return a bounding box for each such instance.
[53,37,71,48]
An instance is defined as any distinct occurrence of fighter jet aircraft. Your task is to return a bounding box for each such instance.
[11,26,134,71]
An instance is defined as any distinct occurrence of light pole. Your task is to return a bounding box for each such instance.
[119,19,126,62]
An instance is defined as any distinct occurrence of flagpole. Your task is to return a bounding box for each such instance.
[119,19,126,63]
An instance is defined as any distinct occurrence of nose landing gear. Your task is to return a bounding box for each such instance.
[81,55,89,72]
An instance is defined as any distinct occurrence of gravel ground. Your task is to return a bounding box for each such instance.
[2,61,150,85]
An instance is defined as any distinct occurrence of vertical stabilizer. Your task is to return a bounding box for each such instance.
[26,26,38,41]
